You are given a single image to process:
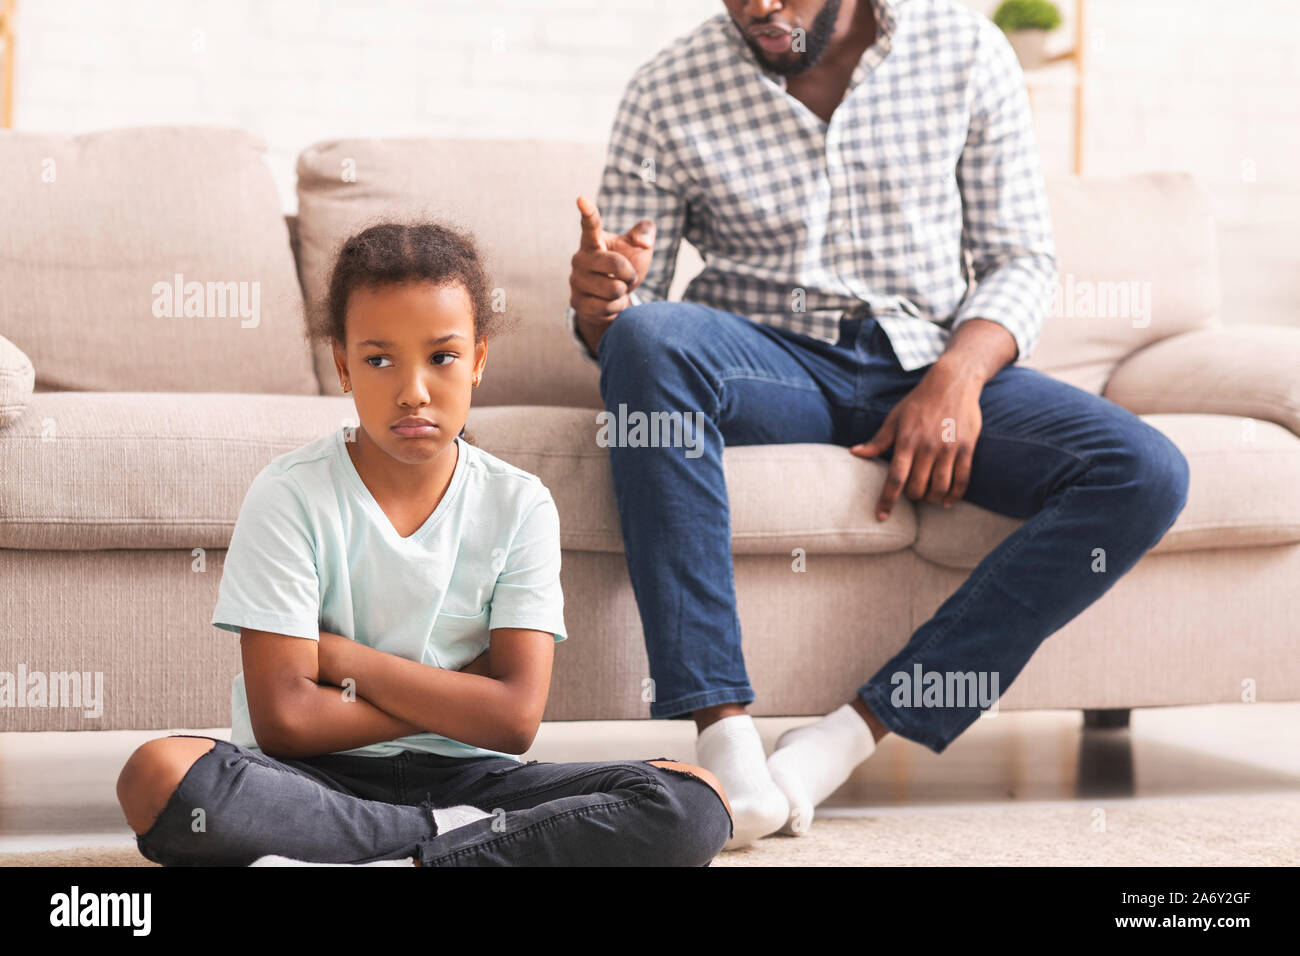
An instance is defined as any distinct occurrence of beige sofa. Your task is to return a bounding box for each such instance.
[2,126,1298,735]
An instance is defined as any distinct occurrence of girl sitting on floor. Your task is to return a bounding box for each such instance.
[115,221,732,866]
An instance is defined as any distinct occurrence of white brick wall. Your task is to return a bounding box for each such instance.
[12,0,711,206]
[10,0,1299,327]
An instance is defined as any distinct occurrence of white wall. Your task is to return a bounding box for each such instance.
[11,0,1299,327]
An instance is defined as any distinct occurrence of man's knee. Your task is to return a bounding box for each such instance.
[117,736,217,835]
[1128,425,1190,516]
[597,302,656,366]
[1090,422,1190,548]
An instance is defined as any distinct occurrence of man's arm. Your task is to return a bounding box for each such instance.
[566,71,691,362]
[945,19,1058,373]
[934,317,1018,386]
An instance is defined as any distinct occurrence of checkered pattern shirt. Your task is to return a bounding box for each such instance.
[566,0,1056,372]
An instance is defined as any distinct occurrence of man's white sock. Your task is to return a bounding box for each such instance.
[694,713,789,850]
[766,703,876,836]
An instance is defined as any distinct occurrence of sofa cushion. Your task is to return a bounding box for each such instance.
[1021,172,1222,395]
[9,399,1288,562]
[0,396,917,555]
[0,391,356,550]
[464,406,916,555]
[0,334,35,427]
[0,126,318,395]
[1104,326,1300,439]
[913,413,1300,569]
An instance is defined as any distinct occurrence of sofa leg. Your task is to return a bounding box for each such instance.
[1077,709,1135,797]
[1082,708,1131,730]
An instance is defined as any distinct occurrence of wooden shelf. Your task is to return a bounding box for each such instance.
[0,0,15,129]
[1016,0,1087,174]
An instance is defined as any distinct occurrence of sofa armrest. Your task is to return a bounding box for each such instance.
[0,334,35,428]
[1103,325,1300,438]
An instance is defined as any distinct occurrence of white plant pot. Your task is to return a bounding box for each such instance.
[1007,29,1049,70]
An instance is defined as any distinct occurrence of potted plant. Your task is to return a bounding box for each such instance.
[992,0,1063,70]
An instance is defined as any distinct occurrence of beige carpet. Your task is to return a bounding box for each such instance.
[715,794,1300,866]
[3,793,1295,866]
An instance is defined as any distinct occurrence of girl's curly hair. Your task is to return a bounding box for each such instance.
[313,220,509,349]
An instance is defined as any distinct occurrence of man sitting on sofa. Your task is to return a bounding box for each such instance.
[565,0,1190,850]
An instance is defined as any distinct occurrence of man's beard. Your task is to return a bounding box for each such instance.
[745,0,843,77]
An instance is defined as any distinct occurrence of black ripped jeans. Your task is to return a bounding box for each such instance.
[135,736,732,867]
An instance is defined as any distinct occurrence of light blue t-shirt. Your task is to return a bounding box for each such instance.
[211,427,568,761]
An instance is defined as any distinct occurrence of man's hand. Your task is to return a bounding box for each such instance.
[569,195,655,355]
[850,360,985,521]
[850,317,1017,520]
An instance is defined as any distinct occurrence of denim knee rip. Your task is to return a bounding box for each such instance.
[134,737,231,865]
[642,758,733,842]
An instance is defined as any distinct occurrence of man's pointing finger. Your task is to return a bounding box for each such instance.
[577,196,607,252]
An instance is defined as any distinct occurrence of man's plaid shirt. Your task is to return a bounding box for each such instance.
[567,0,1057,372]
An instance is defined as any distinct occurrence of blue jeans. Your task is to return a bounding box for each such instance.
[598,302,1190,752]
[135,736,732,866]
